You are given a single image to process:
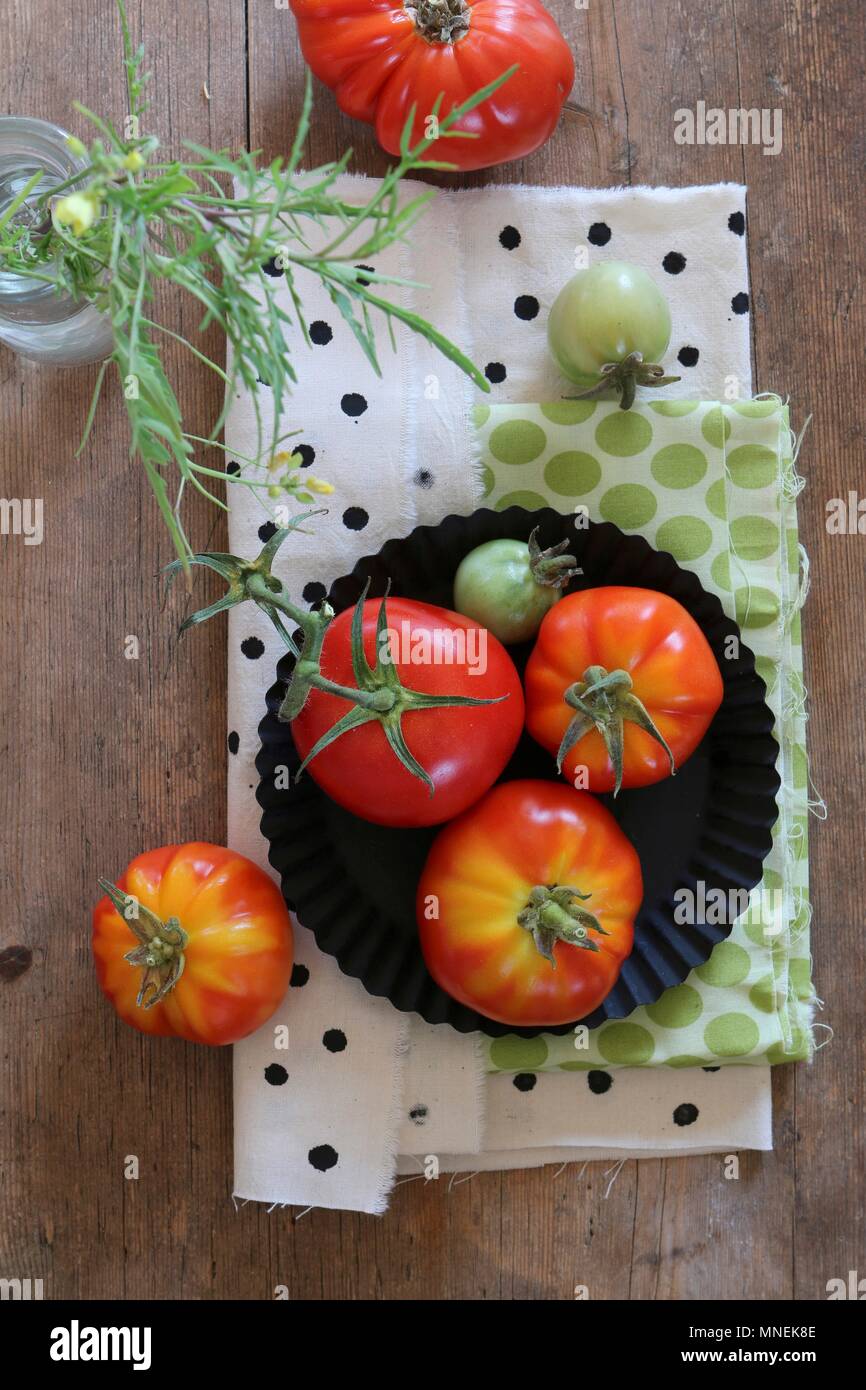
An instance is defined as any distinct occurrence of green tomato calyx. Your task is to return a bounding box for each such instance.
[168,519,507,794]
[98,879,188,1009]
[566,350,680,411]
[557,664,676,796]
[527,527,582,590]
[517,884,609,966]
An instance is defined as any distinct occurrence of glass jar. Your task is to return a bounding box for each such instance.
[0,116,113,366]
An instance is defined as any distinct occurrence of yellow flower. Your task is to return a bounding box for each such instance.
[65,135,88,159]
[122,150,145,173]
[269,450,294,474]
[305,475,334,496]
[54,192,97,236]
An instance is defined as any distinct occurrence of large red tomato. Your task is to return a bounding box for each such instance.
[289,0,575,172]
[291,597,524,826]
[525,587,724,794]
[93,844,293,1045]
[417,780,642,1026]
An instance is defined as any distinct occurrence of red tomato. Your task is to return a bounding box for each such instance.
[289,0,575,172]
[92,844,293,1045]
[291,597,524,827]
[525,587,724,793]
[418,780,642,1026]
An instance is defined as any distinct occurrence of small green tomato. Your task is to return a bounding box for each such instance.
[548,260,679,409]
[453,528,581,645]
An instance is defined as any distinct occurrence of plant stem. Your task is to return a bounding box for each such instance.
[0,171,44,233]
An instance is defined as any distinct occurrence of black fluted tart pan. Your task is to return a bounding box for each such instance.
[256,507,780,1038]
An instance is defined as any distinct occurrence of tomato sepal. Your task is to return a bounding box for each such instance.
[517,883,609,966]
[558,664,676,796]
[565,350,681,411]
[97,878,188,1010]
[406,0,472,43]
[527,526,581,590]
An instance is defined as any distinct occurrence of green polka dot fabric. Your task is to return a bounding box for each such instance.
[473,397,814,1071]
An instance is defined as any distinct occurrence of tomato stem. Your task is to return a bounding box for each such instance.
[98,879,188,1009]
[557,664,676,796]
[527,527,582,590]
[517,884,609,966]
[565,351,681,411]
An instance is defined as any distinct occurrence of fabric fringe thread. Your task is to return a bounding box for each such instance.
[375,1016,413,1215]
[726,399,821,1063]
[777,407,824,1061]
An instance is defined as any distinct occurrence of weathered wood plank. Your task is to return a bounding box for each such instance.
[0,0,241,1300]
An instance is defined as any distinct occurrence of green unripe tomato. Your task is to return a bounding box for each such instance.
[548,260,672,386]
[453,530,579,644]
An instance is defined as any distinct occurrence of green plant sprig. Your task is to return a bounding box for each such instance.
[0,0,515,570]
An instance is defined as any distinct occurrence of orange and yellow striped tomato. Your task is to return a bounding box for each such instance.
[417,780,642,1026]
[92,843,293,1045]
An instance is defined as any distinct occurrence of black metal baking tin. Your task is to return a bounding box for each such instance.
[256,507,780,1038]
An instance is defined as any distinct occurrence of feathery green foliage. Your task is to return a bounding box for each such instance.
[0,1,513,569]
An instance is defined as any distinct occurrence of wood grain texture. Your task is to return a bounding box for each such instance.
[1,0,862,1301]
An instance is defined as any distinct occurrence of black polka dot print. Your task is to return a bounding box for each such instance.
[308,1144,338,1172]
[485,361,507,383]
[587,1070,613,1095]
[354,264,375,286]
[588,221,612,246]
[663,251,687,274]
[732,291,749,314]
[264,1063,288,1086]
[240,636,265,660]
[261,256,284,278]
[258,520,278,543]
[309,320,333,346]
[513,1072,537,1092]
[514,294,540,321]
[673,1103,699,1127]
[322,1029,347,1053]
[409,1104,428,1126]
[293,444,315,469]
[302,580,327,605]
[343,506,369,531]
[728,211,745,236]
[256,375,271,388]
[499,225,521,250]
[702,1066,720,1073]
[341,392,368,418]
[226,461,241,477]
[677,345,700,367]
[412,468,434,490]
[227,730,239,755]
[290,963,309,988]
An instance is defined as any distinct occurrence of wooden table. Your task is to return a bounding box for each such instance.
[2,0,863,1301]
